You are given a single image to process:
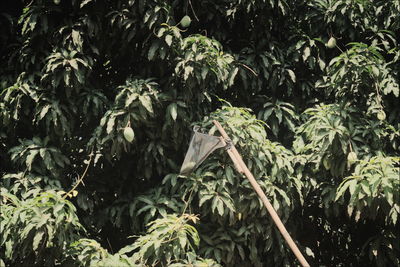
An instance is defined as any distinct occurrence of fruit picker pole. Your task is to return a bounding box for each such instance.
[213,120,310,267]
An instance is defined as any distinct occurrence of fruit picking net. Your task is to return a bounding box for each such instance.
[179,127,225,175]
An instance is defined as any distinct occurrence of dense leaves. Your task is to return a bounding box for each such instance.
[1,189,83,266]
[1,0,399,266]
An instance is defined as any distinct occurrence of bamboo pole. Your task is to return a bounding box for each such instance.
[213,120,310,267]
[217,136,244,174]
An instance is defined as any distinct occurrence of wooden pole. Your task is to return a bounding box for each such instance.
[213,120,310,267]
[217,136,244,174]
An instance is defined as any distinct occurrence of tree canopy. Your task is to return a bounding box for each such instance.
[0,0,399,266]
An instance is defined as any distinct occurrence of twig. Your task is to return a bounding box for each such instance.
[335,43,345,54]
[236,62,258,77]
[62,150,94,200]
[107,238,114,254]
[181,187,195,215]
[188,0,199,22]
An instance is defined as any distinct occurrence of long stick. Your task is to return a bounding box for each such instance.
[213,120,310,267]
[217,136,244,174]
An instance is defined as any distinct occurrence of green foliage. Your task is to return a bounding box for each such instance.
[167,252,221,267]
[1,0,399,266]
[176,35,237,90]
[335,156,400,266]
[128,187,183,231]
[258,99,298,137]
[294,102,391,177]
[335,156,399,225]
[9,137,70,177]
[318,42,399,113]
[0,189,84,266]
[123,214,200,265]
[88,78,159,160]
[42,49,93,89]
[65,238,134,267]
